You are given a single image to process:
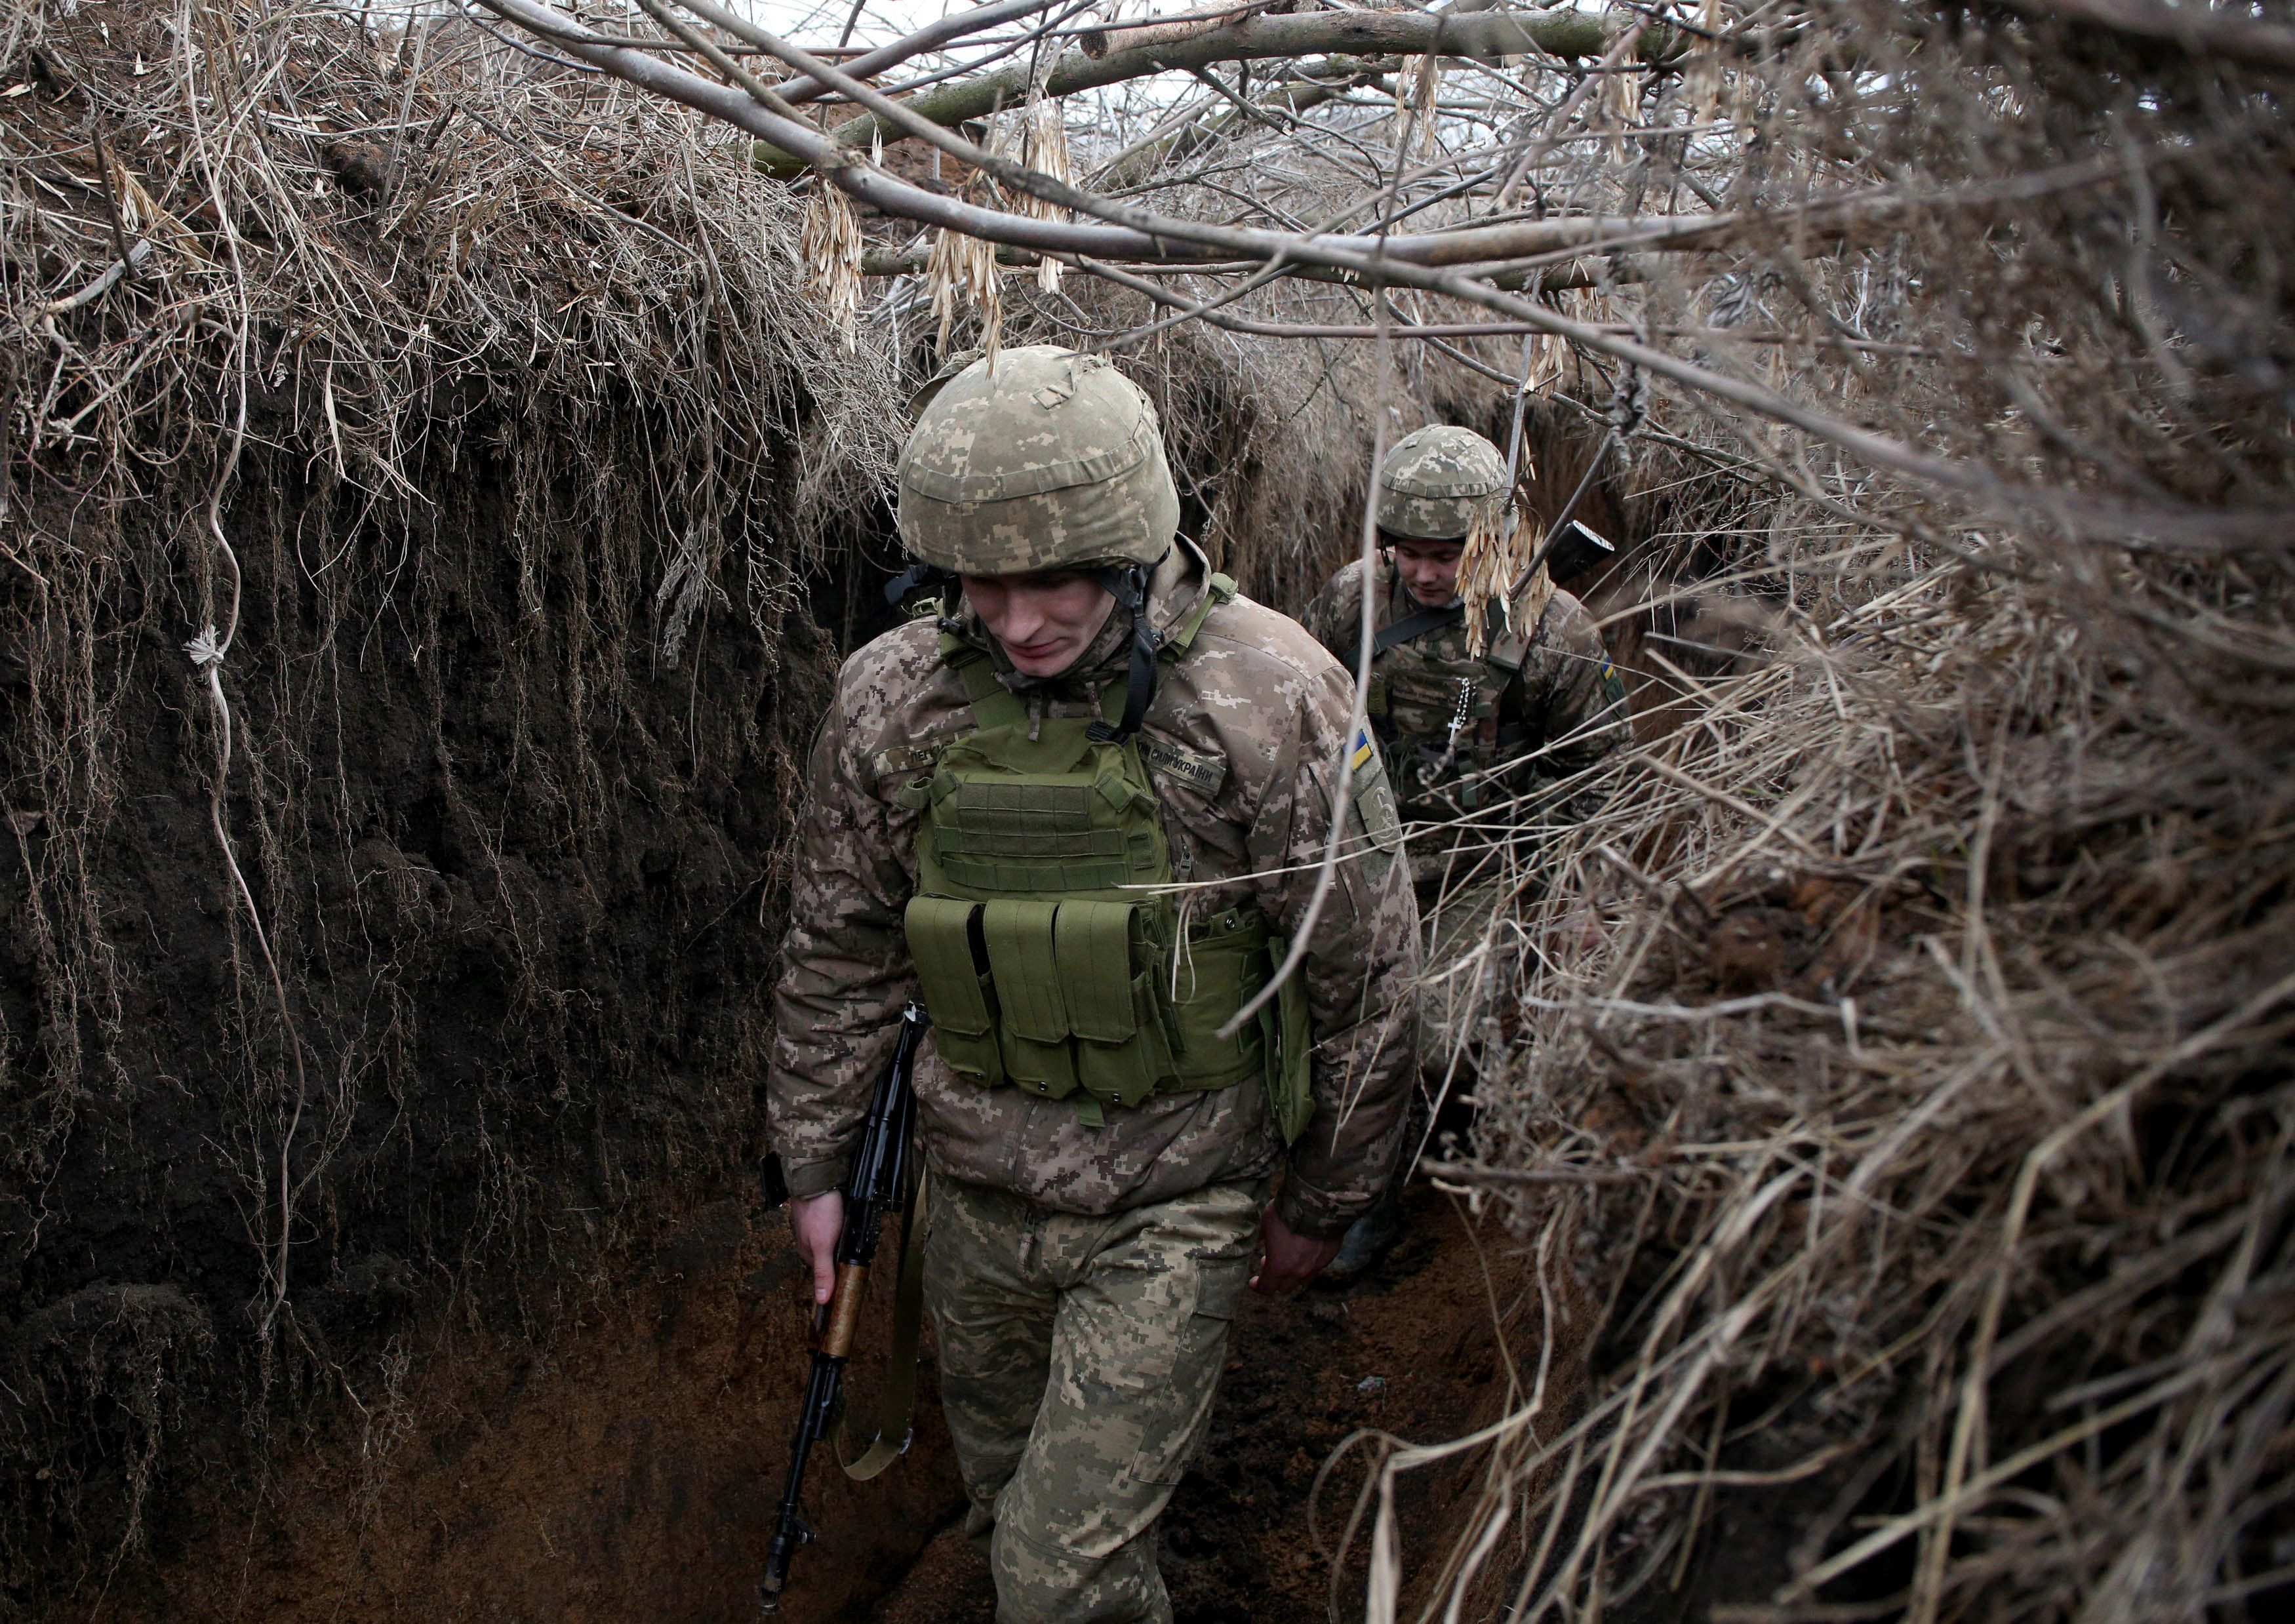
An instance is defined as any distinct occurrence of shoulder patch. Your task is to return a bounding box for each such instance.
[1139,733,1227,797]
[1349,736,1404,857]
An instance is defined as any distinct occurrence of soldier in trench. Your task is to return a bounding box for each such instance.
[1298,425,1631,1278]
[767,346,1420,1624]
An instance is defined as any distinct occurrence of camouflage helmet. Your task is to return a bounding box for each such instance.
[1376,425,1508,540]
[897,346,1180,574]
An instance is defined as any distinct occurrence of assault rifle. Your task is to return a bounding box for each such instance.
[756,1000,928,1615]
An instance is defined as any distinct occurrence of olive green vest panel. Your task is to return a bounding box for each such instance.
[903,578,1311,1139]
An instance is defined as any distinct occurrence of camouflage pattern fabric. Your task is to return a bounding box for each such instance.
[898,345,1180,574]
[768,538,1422,1242]
[1374,424,1509,540]
[1418,879,1506,1086]
[1300,557,1629,892]
[922,1175,1264,1624]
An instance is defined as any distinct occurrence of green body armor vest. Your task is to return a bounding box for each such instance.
[901,577,1313,1140]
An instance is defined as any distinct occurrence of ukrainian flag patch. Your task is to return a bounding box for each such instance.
[1350,726,1375,773]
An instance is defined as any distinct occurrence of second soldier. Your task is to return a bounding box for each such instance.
[1300,424,1630,1276]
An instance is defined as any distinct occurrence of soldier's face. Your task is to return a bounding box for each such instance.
[1390,537,1467,608]
[962,570,1118,677]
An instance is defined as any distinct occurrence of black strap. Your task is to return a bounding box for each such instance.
[885,561,953,608]
[1349,601,1463,674]
[1086,561,1161,745]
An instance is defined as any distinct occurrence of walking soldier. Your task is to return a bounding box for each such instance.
[1298,425,1631,1278]
[1300,425,1630,883]
[768,346,1420,1623]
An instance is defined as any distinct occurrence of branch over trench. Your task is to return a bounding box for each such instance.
[478,0,2279,551]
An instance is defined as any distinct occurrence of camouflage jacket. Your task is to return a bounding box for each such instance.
[768,542,1422,1240]
[1299,557,1630,884]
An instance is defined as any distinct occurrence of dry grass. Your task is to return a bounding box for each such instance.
[1248,7,2295,1617]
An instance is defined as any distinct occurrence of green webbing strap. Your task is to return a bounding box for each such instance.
[839,1168,928,1481]
[1165,572,1235,659]
[1056,901,1138,1042]
[944,633,1029,730]
[1352,602,1464,674]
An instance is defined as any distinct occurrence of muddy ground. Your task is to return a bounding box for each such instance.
[111,1176,1547,1623]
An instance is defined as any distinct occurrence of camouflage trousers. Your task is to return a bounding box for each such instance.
[1418,879,1505,1085]
[921,1175,1264,1624]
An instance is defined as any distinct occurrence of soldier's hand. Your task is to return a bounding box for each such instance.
[790,1191,844,1305]
[1251,1205,1343,1296]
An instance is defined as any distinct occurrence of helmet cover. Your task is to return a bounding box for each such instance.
[1375,424,1508,540]
[897,346,1180,574]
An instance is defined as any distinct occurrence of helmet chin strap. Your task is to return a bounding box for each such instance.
[1084,554,1167,745]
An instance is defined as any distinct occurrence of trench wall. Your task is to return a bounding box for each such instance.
[0,387,864,1614]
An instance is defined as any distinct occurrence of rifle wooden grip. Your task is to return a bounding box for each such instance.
[822,1263,869,1357]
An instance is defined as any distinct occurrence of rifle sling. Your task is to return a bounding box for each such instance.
[837,1168,928,1482]
[1350,601,1464,674]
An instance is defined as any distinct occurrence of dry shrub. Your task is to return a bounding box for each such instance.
[1334,6,2295,1619]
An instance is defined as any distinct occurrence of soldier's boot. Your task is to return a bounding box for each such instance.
[1323,1180,1405,1284]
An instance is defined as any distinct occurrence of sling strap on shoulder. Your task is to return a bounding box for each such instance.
[1085,563,1159,745]
[1476,593,1559,752]
[1351,601,1464,673]
[1088,563,1235,743]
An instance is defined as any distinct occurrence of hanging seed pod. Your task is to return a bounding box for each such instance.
[1391,54,1430,157]
[927,226,1003,367]
[1690,0,1726,127]
[1456,494,1543,660]
[1391,54,1441,159]
[1511,546,1559,650]
[799,185,863,350]
[1529,330,1567,397]
[1021,94,1074,293]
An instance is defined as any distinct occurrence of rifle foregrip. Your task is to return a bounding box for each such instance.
[822,1262,869,1358]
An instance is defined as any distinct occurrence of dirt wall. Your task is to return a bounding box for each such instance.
[1,399,847,1615]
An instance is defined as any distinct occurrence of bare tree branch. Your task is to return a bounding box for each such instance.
[747,7,1678,174]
